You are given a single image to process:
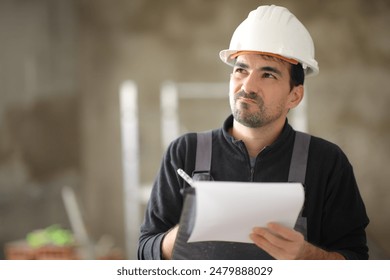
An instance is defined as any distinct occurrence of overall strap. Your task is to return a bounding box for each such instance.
[288,131,311,184]
[288,131,311,240]
[195,131,212,173]
[193,131,213,181]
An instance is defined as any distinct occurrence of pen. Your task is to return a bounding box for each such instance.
[177,168,195,187]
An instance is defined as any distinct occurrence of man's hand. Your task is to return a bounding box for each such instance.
[249,222,345,260]
[161,225,179,260]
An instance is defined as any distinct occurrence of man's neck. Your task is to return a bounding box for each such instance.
[230,119,285,158]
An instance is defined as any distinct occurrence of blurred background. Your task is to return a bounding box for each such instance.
[0,0,389,260]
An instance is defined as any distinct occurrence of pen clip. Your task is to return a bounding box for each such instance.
[177,168,194,187]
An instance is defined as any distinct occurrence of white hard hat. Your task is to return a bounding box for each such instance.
[219,5,319,76]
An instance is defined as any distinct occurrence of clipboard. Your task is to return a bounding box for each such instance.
[172,181,304,260]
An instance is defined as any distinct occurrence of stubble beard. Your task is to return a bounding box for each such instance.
[230,91,283,128]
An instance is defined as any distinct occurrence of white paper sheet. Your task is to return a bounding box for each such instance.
[187,181,304,243]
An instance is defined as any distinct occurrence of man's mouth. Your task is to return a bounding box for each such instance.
[238,96,257,104]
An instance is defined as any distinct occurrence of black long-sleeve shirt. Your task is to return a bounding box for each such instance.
[138,115,369,260]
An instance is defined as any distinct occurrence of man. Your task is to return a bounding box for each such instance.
[138,5,369,260]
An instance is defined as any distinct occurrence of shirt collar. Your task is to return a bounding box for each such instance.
[222,114,294,151]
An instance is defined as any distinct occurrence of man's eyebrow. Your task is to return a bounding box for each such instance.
[234,61,249,69]
[234,61,283,77]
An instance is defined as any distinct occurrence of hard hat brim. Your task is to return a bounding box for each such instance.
[219,49,319,77]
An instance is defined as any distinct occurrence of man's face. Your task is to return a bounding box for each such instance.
[229,54,297,128]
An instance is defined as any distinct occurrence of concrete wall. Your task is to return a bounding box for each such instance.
[0,0,389,259]
[0,0,80,258]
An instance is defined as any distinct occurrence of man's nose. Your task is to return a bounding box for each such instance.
[241,72,258,94]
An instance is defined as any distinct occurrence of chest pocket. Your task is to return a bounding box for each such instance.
[172,130,311,259]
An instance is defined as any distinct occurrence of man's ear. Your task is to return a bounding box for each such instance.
[288,85,304,109]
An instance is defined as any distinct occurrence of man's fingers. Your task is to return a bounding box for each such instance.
[266,222,301,241]
[251,223,306,260]
[249,231,287,259]
[251,227,286,248]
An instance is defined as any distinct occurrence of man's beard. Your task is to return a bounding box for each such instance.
[231,90,282,128]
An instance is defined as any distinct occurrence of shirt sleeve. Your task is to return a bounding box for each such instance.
[307,140,370,260]
[323,160,369,259]
[137,134,196,260]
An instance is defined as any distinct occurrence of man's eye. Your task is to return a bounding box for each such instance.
[234,68,245,74]
[263,72,276,79]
